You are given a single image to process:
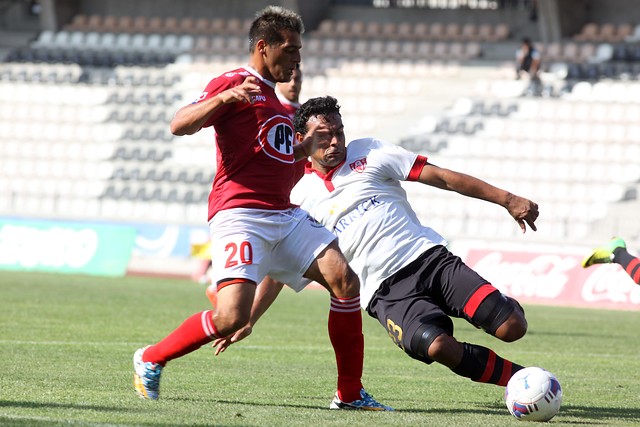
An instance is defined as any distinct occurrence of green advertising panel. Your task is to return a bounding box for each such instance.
[0,220,136,277]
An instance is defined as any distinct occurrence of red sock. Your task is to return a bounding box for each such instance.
[329,295,364,403]
[143,310,219,366]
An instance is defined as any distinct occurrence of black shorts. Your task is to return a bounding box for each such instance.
[366,245,497,354]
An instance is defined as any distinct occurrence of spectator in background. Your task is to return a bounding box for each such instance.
[582,237,640,284]
[516,37,542,96]
[516,37,541,80]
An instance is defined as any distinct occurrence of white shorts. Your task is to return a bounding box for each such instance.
[208,207,336,291]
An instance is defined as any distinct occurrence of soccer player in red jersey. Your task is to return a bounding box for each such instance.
[133,7,390,410]
[205,64,305,306]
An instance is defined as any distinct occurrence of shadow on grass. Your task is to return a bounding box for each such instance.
[0,399,128,412]
[184,398,640,422]
[439,401,640,423]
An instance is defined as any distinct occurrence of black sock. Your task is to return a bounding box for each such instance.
[452,343,524,386]
[613,248,640,284]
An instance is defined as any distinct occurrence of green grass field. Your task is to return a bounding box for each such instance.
[1,270,639,426]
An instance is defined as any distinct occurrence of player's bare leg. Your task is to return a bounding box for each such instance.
[134,280,255,399]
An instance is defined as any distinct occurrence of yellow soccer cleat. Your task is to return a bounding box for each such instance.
[581,237,626,268]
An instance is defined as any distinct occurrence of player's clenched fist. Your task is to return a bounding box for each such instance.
[218,76,262,104]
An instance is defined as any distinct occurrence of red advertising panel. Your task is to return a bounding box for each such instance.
[456,242,640,311]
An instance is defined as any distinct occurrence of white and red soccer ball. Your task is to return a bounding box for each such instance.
[505,367,563,422]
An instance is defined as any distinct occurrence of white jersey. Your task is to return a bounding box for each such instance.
[291,138,447,308]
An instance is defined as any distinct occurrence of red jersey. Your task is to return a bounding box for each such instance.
[277,96,300,121]
[276,92,305,184]
[197,67,298,220]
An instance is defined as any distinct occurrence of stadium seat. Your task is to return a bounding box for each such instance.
[225,18,244,36]
[459,23,477,41]
[147,34,163,51]
[177,17,194,34]
[65,14,89,31]
[210,18,226,34]
[413,22,429,40]
[102,15,118,32]
[396,22,412,40]
[432,42,448,60]
[477,23,493,41]
[588,43,613,64]
[625,23,640,42]
[334,20,350,37]
[364,22,382,39]
[86,14,103,32]
[101,32,118,49]
[193,18,211,35]
[177,34,195,51]
[426,22,444,41]
[117,15,135,33]
[573,22,598,42]
[381,22,397,39]
[615,23,633,42]
[314,19,334,37]
[146,17,164,34]
[492,23,510,41]
[444,23,461,41]
[597,23,616,42]
[336,39,353,58]
[32,30,55,48]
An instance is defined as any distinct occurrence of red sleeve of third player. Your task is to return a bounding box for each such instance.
[407,155,428,181]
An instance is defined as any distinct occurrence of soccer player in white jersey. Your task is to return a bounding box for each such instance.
[215,96,541,393]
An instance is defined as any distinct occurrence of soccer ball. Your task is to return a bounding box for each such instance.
[505,367,562,422]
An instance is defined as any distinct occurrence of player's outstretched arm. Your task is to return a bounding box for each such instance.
[170,76,262,136]
[212,277,284,355]
[418,163,539,233]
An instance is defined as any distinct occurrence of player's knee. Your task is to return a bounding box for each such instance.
[426,334,458,362]
[471,291,524,337]
[328,266,360,298]
[495,311,528,342]
[407,316,454,363]
[213,309,251,336]
[314,242,360,298]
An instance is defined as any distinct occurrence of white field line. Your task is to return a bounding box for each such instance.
[0,340,637,359]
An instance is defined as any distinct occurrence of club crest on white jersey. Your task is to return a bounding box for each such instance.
[258,115,295,163]
[350,158,367,173]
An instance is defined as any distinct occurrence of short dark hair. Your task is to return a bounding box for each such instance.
[293,96,341,134]
[249,6,304,52]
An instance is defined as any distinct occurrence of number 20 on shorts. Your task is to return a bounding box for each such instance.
[224,241,253,267]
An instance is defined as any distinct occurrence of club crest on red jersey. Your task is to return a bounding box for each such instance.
[349,158,367,173]
[258,115,295,163]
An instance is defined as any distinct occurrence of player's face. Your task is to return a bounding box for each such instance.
[263,30,302,83]
[277,68,302,102]
[308,112,346,172]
